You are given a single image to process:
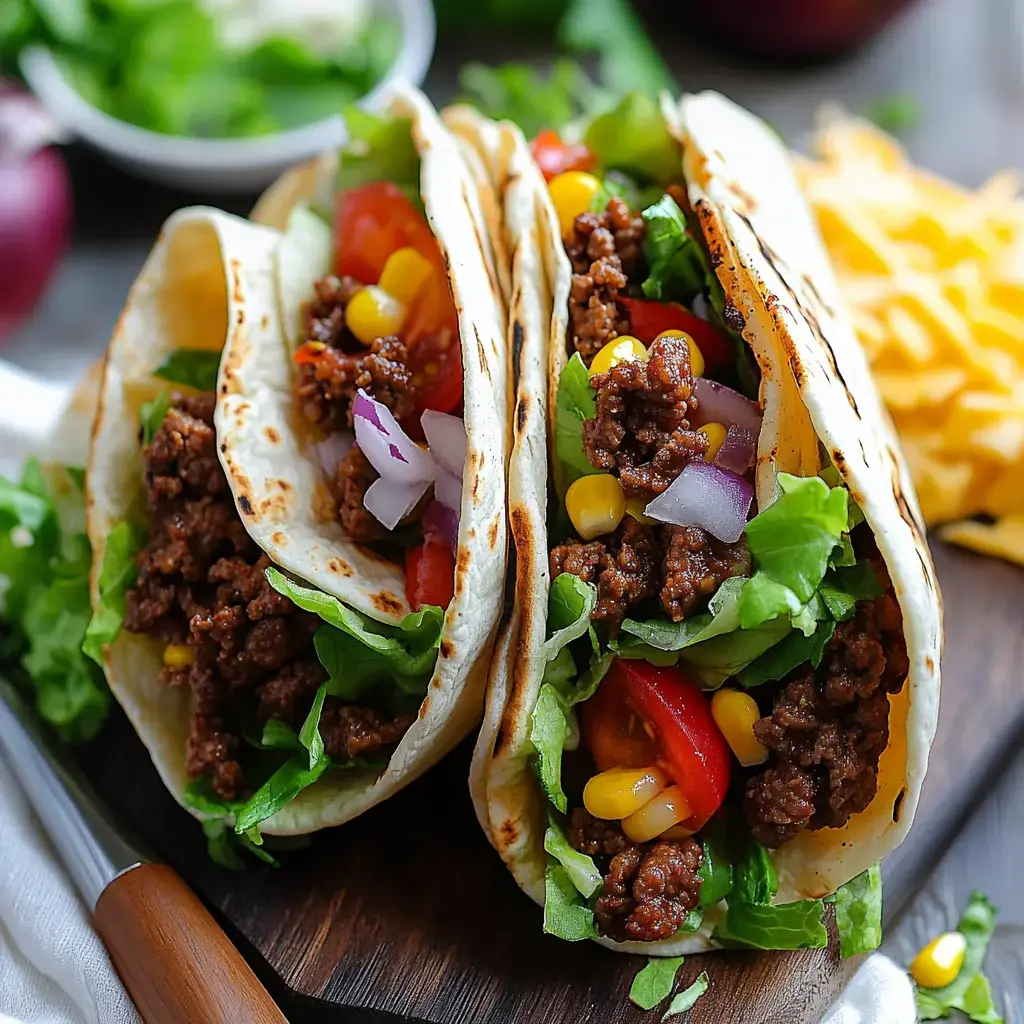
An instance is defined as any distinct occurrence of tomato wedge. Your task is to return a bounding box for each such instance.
[405,535,455,611]
[588,659,732,831]
[408,329,463,420]
[620,297,734,372]
[530,129,596,183]
[334,182,440,284]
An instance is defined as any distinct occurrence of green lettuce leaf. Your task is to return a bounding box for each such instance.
[260,718,302,750]
[583,92,680,185]
[544,859,599,941]
[630,956,684,1011]
[732,840,778,906]
[737,617,834,689]
[82,520,142,667]
[640,194,708,305]
[544,814,602,899]
[663,971,710,1020]
[713,899,828,951]
[916,892,1003,1024]
[1,463,109,742]
[140,390,171,448]
[153,348,221,392]
[337,109,420,197]
[834,864,882,959]
[697,819,734,908]
[530,684,571,812]
[266,568,442,696]
[554,353,600,496]
[820,562,883,621]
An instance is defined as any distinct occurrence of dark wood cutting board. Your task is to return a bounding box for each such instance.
[74,540,1024,1024]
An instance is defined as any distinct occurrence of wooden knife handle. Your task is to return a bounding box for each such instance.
[94,862,288,1024]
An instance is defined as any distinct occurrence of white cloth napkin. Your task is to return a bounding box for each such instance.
[0,755,140,1024]
[823,953,918,1024]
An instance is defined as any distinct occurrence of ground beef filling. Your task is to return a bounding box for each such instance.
[331,447,385,545]
[744,587,910,847]
[566,197,645,363]
[123,393,414,800]
[567,809,703,943]
[551,520,746,630]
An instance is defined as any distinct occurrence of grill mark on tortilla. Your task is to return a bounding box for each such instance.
[440,638,454,659]
[238,494,254,516]
[488,518,500,550]
[801,273,835,319]
[476,332,491,384]
[893,788,906,823]
[327,557,352,577]
[925,655,935,673]
[464,180,502,301]
[371,591,403,616]
[512,319,524,382]
[723,303,746,333]
[263,426,280,445]
[516,395,529,436]
[230,258,244,304]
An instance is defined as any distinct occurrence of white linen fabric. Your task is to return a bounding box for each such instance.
[823,953,918,1024]
[0,755,139,1024]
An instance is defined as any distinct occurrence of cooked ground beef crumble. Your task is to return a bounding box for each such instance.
[123,392,414,800]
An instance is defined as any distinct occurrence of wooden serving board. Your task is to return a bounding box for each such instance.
[75,540,1024,1024]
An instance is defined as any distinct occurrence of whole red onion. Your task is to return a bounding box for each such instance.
[0,83,72,343]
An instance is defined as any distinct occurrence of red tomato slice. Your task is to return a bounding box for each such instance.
[334,182,440,284]
[530,129,596,183]
[620,297,734,372]
[405,536,455,610]
[586,659,732,831]
[408,329,463,420]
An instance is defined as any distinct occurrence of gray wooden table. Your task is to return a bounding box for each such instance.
[6,0,1023,1017]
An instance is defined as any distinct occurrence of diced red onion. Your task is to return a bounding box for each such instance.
[433,465,462,514]
[713,425,757,475]
[311,431,353,475]
[423,499,459,551]
[644,461,753,544]
[353,390,434,486]
[421,410,466,480]
[691,378,763,434]
[364,477,429,531]
[0,83,71,344]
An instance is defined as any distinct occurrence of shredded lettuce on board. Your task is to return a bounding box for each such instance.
[834,864,883,959]
[662,972,710,1020]
[916,892,1003,1024]
[630,956,684,1011]
[0,461,109,742]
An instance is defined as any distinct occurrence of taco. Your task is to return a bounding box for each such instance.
[85,86,508,843]
[455,91,941,953]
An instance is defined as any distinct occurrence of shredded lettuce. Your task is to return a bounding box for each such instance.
[713,899,828,951]
[640,194,708,305]
[583,92,680,185]
[696,819,734,908]
[139,390,171,447]
[916,892,1003,1024]
[0,462,109,742]
[630,956,684,1011]
[834,864,883,959]
[82,520,142,667]
[336,108,420,198]
[153,348,222,391]
[554,353,600,498]
[732,839,778,906]
[544,814,602,899]
[662,972,710,1020]
[544,860,599,941]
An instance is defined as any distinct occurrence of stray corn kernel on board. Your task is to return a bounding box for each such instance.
[797,117,1024,567]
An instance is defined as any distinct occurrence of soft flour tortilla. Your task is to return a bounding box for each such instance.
[464,92,942,952]
[87,86,510,834]
[212,85,509,829]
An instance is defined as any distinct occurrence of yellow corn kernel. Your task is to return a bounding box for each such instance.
[378,247,434,306]
[711,688,768,767]
[345,285,406,345]
[621,785,692,843]
[625,496,656,525]
[698,422,728,462]
[163,644,193,669]
[583,766,667,820]
[549,171,603,237]
[655,329,704,378]
[565,473,626,540]
[911,932,967,990]
[589,335,647,376]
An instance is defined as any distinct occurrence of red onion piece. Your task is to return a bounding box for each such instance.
[423,499,459,551]
[644,461,753,544]
[311,431,353,475]
[421,409,466,480]
[364,476,429,531]
[713,425,757,475]
[0,83,71,344]
[433,465,462,514]
[353,389,434,486]
[691,378,763,433]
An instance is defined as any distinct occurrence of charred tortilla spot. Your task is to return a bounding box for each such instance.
[260,313,270,330]
[237,494,254,516]
[272,531,287,545]
[371,590,403,616]
[263,426,280,445]
[472,476,480,503]
[893,788,906,823]
[464,180,502,299]
[475,328,491,384]
[327,557,352,577]
[516,396,529,436]
[488,518,499,550]
[498,818,518,849]
[230,258,244,304]
[925,654,935,673]
[723,304,746,333]
[220,443,227,454]
[512,319,524,373]
[440,638,454,659]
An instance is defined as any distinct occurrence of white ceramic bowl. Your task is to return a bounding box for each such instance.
[19,0,435,193]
